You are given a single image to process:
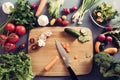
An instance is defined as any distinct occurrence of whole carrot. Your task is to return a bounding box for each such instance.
[95,41,101,53]
[35,0,47,17]
[104,47,118,54]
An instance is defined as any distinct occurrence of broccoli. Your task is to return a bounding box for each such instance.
[94,52,115,74]
[103,62,120,78]
[94,52,120,78]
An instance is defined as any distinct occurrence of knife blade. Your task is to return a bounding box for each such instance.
[55,40,78,80]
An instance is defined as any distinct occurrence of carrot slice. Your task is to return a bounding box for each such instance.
[35,0,47,17]
[44,56,59,71]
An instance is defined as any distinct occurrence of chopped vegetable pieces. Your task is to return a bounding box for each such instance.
[93,2,118,23]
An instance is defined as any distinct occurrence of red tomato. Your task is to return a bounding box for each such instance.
[15,26,26,36]
[20,43,25,49]
[5,23,15,32]
[4,42,16,52]
[0,34,7,44]
[8,33,20,43]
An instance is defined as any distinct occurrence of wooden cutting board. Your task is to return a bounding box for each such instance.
[28,27,93,76]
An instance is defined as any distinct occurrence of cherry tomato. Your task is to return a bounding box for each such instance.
[15,25,26,36]
[8,33,20,43]
[4,42,16,52]
[20,43,25,49]
[56,18,63,24]
[0,34,7,44]
[62,20,70,26]
[5,23,15,32]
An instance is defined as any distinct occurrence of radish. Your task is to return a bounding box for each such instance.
[70,6,77,12]
[31,4,37,10]
[63,8,70,14]
[106,36,113,42]
[105,24,113,31]
[97,34,106,41]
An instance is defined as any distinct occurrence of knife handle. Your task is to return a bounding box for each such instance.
[67,66,78,80]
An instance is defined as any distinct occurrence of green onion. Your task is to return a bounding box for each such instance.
[72,0,99,24]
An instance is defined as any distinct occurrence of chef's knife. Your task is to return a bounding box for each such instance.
[55,40,78,80]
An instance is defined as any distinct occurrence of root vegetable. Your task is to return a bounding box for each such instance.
[95,41,101,53]
[44,56,59,71]
[106,36,113,42]
[50,18,56,26]
[97,34,106,41]
[35,0,47,16]
[104,48,118,54]
[61,15,67,20]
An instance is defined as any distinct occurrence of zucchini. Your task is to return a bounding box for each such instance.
[64,28,80,38]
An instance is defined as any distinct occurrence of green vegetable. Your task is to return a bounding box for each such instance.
[78,28,90,43]
[48,0,64,18]
[94,52,114,73]
[0,52,34,80]
[80,28,88,36]
[103,62,120,78]
[64,28,80,38]
[94,52,120,78]
[78,35,90,43]
[72,0,99,24]
[0,0,37,33]
[93,2,118,23]
[103,30,120,48]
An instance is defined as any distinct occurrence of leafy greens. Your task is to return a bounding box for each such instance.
[0,52,34,80]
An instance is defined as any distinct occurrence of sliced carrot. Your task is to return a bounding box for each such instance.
[74,55,78,60]
[66,43,70,47]
[61,42,66,48]
[95,41,101,53]
[61,42,71,53]
[35,0,47,17]
[44,56,59,71]
[104,47,118,54]
[66,47,71,53]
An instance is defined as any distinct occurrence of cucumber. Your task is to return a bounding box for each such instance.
[80,28,88,36]
[64,28,80,38]
[78,35,90,43]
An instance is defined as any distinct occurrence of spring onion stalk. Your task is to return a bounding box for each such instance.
[72,0,99,24]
